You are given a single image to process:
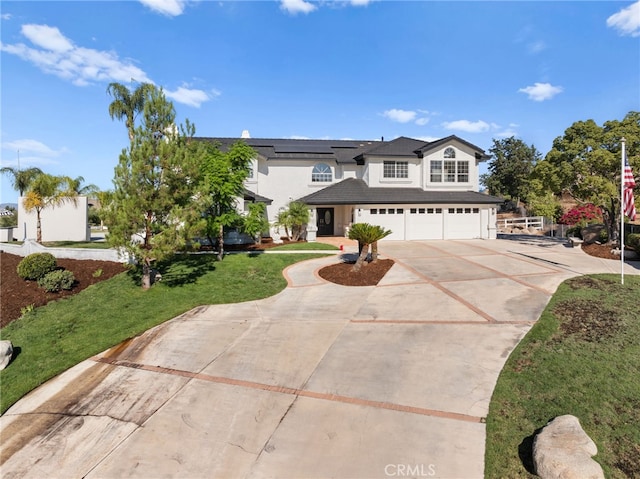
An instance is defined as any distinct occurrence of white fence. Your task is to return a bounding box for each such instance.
[499,216,544,231]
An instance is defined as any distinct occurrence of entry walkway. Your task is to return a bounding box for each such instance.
[1,238,638,478]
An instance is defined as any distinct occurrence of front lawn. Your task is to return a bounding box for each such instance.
[0,252,327,414]
[485,274,640,478]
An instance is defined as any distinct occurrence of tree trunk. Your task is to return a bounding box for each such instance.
[217,223,224,261]
[352,243,370,272]
[142,261,151,290]
[36,210,42,243]
[371,241,379,262]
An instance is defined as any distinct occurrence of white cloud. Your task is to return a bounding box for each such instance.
[349,0,371,5]
[415,136,441,143]
[21,24,73,52]
[415,117,429,126]
[518,82,563,101]
[280,0,317,15]
[1,24,152,86]
[1,23,212,107]
[527,40,546,54]
[383,109,416,123]
[165,85,213,108]
[139,0,189,16]
[2,13,12,20]
[607,0,640,37]
[3,139,65,157]
[1,139,66,167]
[442,120,490,133]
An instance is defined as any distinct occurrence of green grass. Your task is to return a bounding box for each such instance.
[0,252,327,414]
[268,241,338,251]
[41,241,112,249]
[485,274,640,479]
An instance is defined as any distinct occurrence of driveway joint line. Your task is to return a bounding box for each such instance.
[92,357,483,424]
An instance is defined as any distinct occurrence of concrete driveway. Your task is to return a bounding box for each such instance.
[2,237,638,479]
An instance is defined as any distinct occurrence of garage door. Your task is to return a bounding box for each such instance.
[366,207,406,240]
[444,207,481,239]
[406,207,443,240]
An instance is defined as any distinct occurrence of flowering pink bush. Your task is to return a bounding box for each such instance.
[559,204,602,226]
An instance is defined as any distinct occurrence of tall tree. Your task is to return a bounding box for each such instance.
[106,86,202,289]
[0,166,43,196]
[480,137,541,204]
[22,173,75,242]
[107,81,155,144]
[198,140,255,260]
[533,111,640,243]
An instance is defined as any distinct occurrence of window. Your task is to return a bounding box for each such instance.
[396,208,403,214]
[427,208,434,214]
[465,208,471,213]
[383,161,408,179]
[388,209,395,214]
[435,208,442,214]
[444,147,456,158]
[448,208,455,214]
[431,159,469,183]
[379,209,387,214]
[457,161,469,183]
[312,163,332,182]
[371,209,378,214]
[473,208,479,213]
[419,208,425,214]
[410,208,417,214]
[444,161,456,182]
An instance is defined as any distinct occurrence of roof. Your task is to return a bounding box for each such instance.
[195,134,490,164]
[298,178,503,205]
[243,188,272,205]
[197,137,382,165]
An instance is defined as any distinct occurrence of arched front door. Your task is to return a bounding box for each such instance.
[316,208,334,236]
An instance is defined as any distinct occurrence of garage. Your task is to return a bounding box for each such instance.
[359,205,487,240]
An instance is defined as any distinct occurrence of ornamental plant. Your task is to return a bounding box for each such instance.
[17,253,57,280]
[558,203,602,226]
[38,270,76,293]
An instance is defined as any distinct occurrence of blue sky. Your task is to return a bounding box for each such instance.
[1,0,639,204]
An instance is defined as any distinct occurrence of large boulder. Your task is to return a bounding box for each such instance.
[0,340,13,370]
[533,415,604,479]
[581,224,606,244]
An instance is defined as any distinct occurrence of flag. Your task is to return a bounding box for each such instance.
[623,151,636,221]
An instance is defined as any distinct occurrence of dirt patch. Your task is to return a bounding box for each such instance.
[553,298,622,343]
[0,252,127,328]
[581,242,629,260]
[318,259,395,286]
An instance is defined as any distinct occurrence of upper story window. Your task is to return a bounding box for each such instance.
[247,159,256,180]
[430,160,470,183]
[383,161,408,179]
[444,147,456,158]
[312,163,332,182]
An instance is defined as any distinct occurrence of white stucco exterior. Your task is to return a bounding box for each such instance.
[17,196,90,242]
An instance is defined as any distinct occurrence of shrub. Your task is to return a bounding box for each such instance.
[627,233,640,254]
[566,225,583,239]
[559,204,602,226]
[37,270,76,293]
[17,253,57,280]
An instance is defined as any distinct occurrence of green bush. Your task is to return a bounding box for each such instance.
[566,225,583,239]
[17,253,57,280]
[37,270,76,293]
[599,228,609,243]
[626,233,640,254]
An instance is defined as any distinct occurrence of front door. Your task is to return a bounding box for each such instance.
[317,208,334,236]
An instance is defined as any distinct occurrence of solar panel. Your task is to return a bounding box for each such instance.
[273,144,334,154]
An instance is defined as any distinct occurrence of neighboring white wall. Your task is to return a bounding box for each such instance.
[17,196,90,242]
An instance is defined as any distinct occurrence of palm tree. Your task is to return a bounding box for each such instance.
[0,166,43,196]
[107,82,155,144]
[23,174,76,242]
[64,176,100,196]
[348,223,392,272]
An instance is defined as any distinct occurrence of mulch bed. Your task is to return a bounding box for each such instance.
[0,252,127,328]
[318,259,395,286]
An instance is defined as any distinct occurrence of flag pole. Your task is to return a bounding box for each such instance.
[621,137,626,285]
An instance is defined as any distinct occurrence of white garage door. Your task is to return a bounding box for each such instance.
[406,207,443,240]
[444,207,481,239]
[365,207,406,240]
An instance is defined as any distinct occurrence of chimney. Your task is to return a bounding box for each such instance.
[241,130,251,139]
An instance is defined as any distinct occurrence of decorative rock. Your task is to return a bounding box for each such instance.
[533,415,604,479]
[0,340,14,370]
[581,224,606,244]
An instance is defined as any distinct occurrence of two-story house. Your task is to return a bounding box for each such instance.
[199,134,502,241]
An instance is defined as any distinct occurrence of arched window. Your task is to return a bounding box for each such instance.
[312,163,332,182]
[444,147,456,158]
